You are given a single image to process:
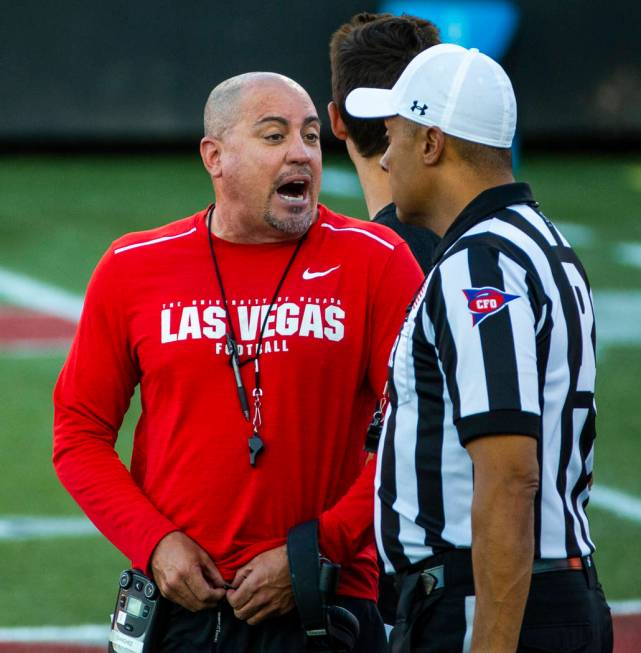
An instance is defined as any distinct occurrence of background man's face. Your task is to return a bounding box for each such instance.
[218,80,322,237]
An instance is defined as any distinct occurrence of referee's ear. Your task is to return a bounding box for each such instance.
[421,126,445,167]
[200,137,224,179]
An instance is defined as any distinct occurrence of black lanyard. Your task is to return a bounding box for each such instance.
[205,205,307,466]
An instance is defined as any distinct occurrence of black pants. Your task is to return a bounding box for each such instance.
[390,550,613,653]
[153,595,387,653]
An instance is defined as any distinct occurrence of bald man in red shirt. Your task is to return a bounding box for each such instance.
[53,72,422,652]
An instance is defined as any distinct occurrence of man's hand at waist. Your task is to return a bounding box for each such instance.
[226,544,294,625]
[150,531,227,612]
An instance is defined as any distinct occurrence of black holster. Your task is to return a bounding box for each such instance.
[287,520,360,653]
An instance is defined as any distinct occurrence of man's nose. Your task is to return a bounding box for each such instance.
[379,146,390,173]
[286,135,313,163]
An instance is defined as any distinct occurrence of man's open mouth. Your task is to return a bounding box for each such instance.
[276,178,310,203]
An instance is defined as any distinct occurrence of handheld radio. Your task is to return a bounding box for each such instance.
[108,569,161,653]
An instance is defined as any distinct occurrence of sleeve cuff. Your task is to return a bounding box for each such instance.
[456,410,540,446]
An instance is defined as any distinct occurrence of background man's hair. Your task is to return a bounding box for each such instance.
[329,12,440,158]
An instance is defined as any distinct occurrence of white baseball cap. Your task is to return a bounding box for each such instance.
[345,43,516,148]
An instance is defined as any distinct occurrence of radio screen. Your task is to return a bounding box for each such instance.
[126,596,144,617]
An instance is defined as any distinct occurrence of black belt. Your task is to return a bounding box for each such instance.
[401,550,593,597]
[533,556,589,574]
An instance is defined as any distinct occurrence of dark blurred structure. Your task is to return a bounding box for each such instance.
[2,0,640,150]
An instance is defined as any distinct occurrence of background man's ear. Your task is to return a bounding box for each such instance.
[328,101,348,141]
[200,137,223,178]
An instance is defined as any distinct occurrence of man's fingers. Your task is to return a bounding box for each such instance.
[185,571,225,606]
[150,532,228,611]
[231,591,265,622]
[226,572,255,610]
[235,591,294,624]
[158,565,225,611]
[228,566,251,592]
[158,575,202,612]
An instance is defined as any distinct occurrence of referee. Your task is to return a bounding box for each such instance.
[347,44,613,652]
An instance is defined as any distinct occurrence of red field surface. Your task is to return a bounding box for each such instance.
[0,305,76,349]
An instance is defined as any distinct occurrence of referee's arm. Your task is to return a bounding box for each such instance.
[466,435,539,653]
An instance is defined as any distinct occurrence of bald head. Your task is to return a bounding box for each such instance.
[204,72,311,138]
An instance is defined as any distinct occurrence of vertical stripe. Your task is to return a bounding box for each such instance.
[376,367,410,572]
[499,254,540,415]
[414,306,448,548]
[374,403,398,574]
[437,352,474,546]
[532,297,553,558]
[463,596,476,653]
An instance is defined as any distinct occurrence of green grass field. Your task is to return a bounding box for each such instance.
[1,151,640,626]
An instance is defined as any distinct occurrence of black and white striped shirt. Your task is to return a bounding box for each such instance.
[375,183,597,574]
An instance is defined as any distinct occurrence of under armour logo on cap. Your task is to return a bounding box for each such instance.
[411,100,428,115]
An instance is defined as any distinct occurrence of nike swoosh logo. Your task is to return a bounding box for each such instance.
[302,265,341,280]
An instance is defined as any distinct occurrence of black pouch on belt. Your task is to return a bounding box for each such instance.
[287,520,360,653]
[389,568,445,653]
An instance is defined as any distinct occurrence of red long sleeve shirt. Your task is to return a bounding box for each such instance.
[53,204,423,599]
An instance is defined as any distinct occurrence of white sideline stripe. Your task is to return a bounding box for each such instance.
[590,485,641,523]
[1,244,640,350]
[320,222,395,250]
[113,226,197,254]
[0,624,109,644]
[614,242,641,269]
[2,479,641,543]
[1,601,640,643]
[610,599,641,615]
[0,267,82,322]
[0,516,99,541]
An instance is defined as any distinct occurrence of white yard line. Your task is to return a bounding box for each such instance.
[0,624,109,644]
[2,480,641,544]
[0,516,98,541]
[1,265,640,349]
[590,485,641,523]
[0,266,83,322]
[610,599,641,616]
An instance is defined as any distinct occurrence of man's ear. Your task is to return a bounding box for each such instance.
[327,101,348,141]
[200,137,223,178]
[421,126,446,166]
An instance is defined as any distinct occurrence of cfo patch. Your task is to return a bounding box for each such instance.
[463,287,519,326]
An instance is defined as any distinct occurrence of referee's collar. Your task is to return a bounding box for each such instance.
[434,182,536,262]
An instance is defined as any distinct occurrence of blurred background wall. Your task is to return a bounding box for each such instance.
[2,0,640,149]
